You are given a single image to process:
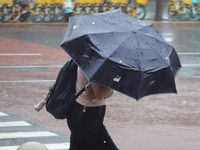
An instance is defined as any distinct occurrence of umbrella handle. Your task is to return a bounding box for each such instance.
[85,82,92,91]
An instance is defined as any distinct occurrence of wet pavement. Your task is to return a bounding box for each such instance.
[0,21,200,150]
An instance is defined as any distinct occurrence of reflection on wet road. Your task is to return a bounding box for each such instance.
[155,22,200,78]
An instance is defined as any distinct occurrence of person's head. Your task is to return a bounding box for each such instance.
[17,142,48,150]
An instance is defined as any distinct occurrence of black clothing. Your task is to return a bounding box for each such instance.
[67,102,119,150]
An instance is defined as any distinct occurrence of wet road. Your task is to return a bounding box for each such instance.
[0,21,200,150]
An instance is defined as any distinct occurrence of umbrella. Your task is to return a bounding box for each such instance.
[61,10,182,100]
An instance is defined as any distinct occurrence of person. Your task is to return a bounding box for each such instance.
[66,67,119,150]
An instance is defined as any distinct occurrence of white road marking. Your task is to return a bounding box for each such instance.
[0,65,62,68]
[0,80,55,83]
[0,131,58,139]
[0,146,19,150]
[0,121,32,127]
[178,52,200,55]
[0,143,70,150]
[0,63,199,70]
[0,111,69,150]
[182,64,200,67]
[0,53,41,56]
[0,112,9,116]
[45,143,70,150]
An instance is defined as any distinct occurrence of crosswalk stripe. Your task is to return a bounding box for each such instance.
[182,64,200,67]
[45,143,70,150]
[0,112,9,116]
[0,121,32,127]
[0,111,69,150]
[0,131,58,139]
[0,143,70,150]
[0,146,19,150]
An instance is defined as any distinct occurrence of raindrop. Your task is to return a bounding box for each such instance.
[83,54,89,58]
[149,80,155,85]
[73,25,78,29]
[166,57,168,60]
[92,22,95,24]
[119,60,122,63]
[146,33,151,36]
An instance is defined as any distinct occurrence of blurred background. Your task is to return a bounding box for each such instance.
[1,0,200,23]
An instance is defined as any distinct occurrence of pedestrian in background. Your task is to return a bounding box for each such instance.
[63,0,74,22]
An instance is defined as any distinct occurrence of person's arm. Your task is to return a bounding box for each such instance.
[91,83,113,99]
[104,89,113,99]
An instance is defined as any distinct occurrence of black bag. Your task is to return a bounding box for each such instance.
[35,59,86,119]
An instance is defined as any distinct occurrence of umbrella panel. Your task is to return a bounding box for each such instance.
[61,10,181,100]
[62,33,178,100]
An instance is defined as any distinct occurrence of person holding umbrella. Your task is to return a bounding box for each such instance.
[66,67,119,150]
[62,10,181,150]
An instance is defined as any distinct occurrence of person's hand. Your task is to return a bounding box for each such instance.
[85,83,92,91]
[84,83,96,100]
[91,83,113,99]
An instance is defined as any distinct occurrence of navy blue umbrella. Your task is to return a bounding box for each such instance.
[61,10,182,100]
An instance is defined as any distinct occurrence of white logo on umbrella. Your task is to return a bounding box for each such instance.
[113,75,121,82]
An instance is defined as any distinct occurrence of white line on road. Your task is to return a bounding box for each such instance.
[0,143,70,150]
[0,53,41,56]
[0,121,32,127]
[1,52,199,56]
[0,131,58,139]
[178,52,200,55]
[0,64,200,69]
[0,80,55,83]
[182,64,200,67]
[45,143,70,150]
[0,65,62,68]
[0,146,20,150]
[0,112,9,116]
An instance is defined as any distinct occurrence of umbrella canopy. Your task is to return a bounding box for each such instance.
[61,10,182,100]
